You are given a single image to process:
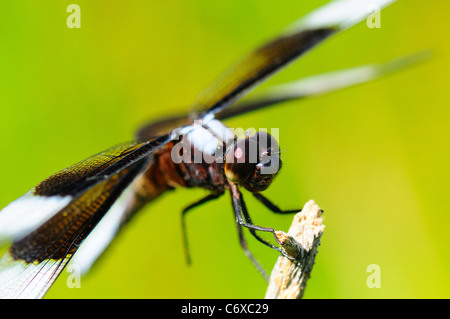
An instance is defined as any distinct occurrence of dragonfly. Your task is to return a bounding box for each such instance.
[0,0,414,298]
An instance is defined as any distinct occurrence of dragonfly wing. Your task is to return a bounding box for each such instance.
[0,163,143,298]
[135,114,191,140]
[191,0,396,119]
[70,182,145,275]
[0,135,170,245]
[0,134,171,298]
[217,52,428,120]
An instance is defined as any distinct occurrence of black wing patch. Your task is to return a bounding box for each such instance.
[191,28,334,118]
[33,134,170,197]
[10,161,145,264]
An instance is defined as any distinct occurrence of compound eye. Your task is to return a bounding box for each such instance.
[224,138,257,184]
[251,131,279,161]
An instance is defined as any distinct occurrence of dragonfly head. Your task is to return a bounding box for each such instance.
[224,131,281,192]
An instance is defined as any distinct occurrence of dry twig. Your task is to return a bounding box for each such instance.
[265,200,324,299]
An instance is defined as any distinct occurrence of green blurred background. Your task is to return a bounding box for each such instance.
[0,0,449,298]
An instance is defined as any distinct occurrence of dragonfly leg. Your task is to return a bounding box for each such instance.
[181,193,221,265]
[252,192,301,214]
[253,192,323,214]
[235,221,269,282]
[229,183,296,268]
[238,199,296,262]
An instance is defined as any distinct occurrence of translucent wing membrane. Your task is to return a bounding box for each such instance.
[191,0,396,118]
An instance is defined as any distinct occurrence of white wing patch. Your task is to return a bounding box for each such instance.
[0,193,72,244]
[256,64,382,100]
[289,0,396,32]
[0,193,72,299]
